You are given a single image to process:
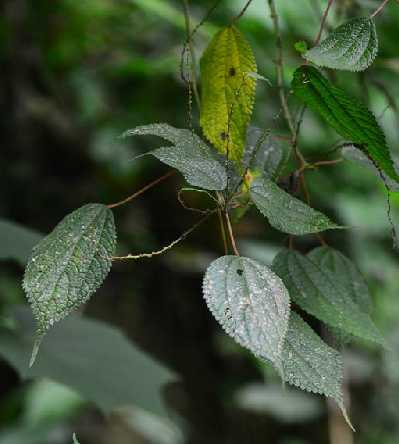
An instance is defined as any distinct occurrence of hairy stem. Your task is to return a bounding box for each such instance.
[267,0,306,169]
[111,210,216,260]
[108,170,178,209]
[183,0,201,111]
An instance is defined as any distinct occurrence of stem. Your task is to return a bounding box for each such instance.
[183,0,201,111]
[225,212,240,256]
[111,210,216,260]
[218,209,229,254]
[369,0,390,19]
[108,170,178,209]
[267,0,306,169]
[314,0,336,47]
[230,0,255,26]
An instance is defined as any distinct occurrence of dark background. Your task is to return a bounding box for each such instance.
[1,0,399,443]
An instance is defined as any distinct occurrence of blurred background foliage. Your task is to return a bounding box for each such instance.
[1,0,399,443]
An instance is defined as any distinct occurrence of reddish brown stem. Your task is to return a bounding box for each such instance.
[107,169,178,209]
[369,0,390,19]
[313,157,344,167]
[218,210,229,255]
[230,0,254,26]
[225,212,240,256]
[313,0,336,47]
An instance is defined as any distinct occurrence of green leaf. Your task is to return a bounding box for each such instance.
[120,123,227,190]
[202,255,290,370]
[244,128,283,180]
[73,434,80,444]
[0,218,43,266]
[295,40,307,53]
[342,144,399,192]
[281,312,353,430]
[250,178,344,235]
[304,17,378,72]
[307,247,371,347]
[0,306,176,418]
[292,65,399,183]
[272,250,387,347]
[244,71,272,86]
[307,247,370,313]
[23,204,117,366]
[200,26,257,166]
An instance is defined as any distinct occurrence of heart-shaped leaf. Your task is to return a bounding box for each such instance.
[203,255,290,369]
[200,26,257,166]
[272,250,386,347]
[23,203,116,365]
[292,65,399,183]
[250,178,344,235]
[120,123,227,190]
[304,17,378,72]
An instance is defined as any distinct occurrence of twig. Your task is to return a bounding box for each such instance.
[218,209,229,254]
[369,0,390,19]
[267,0,306,169]
[111,210,216,260]
[230,0,255,26]
[108,170,178,209]
[314,0,336,47]
[177,188,216,214]
[225,211,240,256]
[183,0,201,111]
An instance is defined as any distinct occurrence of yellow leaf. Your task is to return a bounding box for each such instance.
[200,26,257,167]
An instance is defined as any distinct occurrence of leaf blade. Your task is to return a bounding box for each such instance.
[292,65,399,183]
[250,178,343,235]
[304,17,378,72]
[272,250,387,347]
[121,123,227,190]
[281,312,353,429]
[23,203,116,364]
[203,255,290,369]
[200,26,257,166]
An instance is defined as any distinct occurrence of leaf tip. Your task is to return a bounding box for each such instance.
[29,331,44,367]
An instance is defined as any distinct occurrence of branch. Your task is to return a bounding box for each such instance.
[313,0,336,47]
[111,210,216,260]
[369,0,390,19]
[108,170,178,209]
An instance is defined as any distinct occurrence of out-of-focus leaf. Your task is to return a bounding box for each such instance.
[292,65,399,183]
[200,26,257,166]
[0,219,43,266]
[273,250,387,346]
[203,255,290,370]
[243,128,283,179]
[235,381,323,422]
[0,306,177,418]
[120,124,227,190]
[341,144,399,192]
[304,17,378,71]
[23,204,116,366]
[250,178,343,235]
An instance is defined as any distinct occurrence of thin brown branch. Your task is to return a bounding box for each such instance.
[225,212,240,256]
[108,170,178,209]
[267,0,306,169]
[230,0,255,26]
[369,0,390,19]
[183,0,201,111]
[314,0,336,47]
[111,210,216,261]
[218,209,229,255]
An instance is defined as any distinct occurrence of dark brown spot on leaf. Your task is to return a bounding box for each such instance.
[236,269,243,276]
